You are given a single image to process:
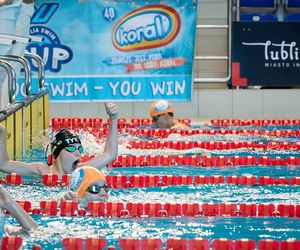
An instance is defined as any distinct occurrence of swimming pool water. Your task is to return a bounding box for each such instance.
[3,126,300,249]
[5,215,300,249]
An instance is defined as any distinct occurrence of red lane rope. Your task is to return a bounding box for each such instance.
[7,201,300,218]
[98,155,300,168]
[127,128,300,138]
[129,128,300,138]
[5,171,299,187]
[4,173,299,187]
[2,173,70,186]
[107,175,300,187]
[210,118,300,127]
[127,140,300,151]
[62,237,300,250]
[5,173,299,188]
[51,117,191,129]
[3,236,299,250]
[1,236,23,250]
[51,117,300,129]
[41,174,300,188]
[50,125,300,139]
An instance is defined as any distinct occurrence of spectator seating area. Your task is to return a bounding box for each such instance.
[239,0,300,22]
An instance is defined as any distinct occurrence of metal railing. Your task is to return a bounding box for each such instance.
[0,34,45,157]
[0,55,32,96]
[0,60,16,105]
[25,52,45,89]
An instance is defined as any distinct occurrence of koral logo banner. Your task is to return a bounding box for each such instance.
[18,1,198,102]
[232,22,300,87]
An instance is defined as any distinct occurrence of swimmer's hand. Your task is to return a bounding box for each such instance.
[105,102,118,120]
[61,191,78,202]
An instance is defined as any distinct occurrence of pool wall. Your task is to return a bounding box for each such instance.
[50,89,300,119]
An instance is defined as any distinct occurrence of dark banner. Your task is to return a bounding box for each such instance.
[232,22,300,87]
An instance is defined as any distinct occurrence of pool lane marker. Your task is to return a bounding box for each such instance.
[2,173,300,187]
[4,201,300,218]
[127,140,300,151]
[4,236,299,250]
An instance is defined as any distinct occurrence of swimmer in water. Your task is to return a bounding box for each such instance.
[0,102,118,178]
[149,100,191,130]
[61,166,109,203]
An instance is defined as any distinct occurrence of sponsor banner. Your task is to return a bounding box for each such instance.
[232,22,300,87]
[17,0,198,101]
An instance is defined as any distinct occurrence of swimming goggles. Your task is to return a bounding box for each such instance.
[64,145,84,154]
[86,184,109,194]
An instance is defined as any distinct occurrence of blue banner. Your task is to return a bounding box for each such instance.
[18,0,198,102]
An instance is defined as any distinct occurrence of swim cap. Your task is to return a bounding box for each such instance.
[149,100,174,118]
[50,129,81,159]
[70,166,106,198]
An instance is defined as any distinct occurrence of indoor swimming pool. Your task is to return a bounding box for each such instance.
[2,118,300,249]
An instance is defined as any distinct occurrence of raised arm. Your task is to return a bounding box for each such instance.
[80,102,118,170]
[0,186,37,232]
[103,102,118,157]
[0,124,49,176]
